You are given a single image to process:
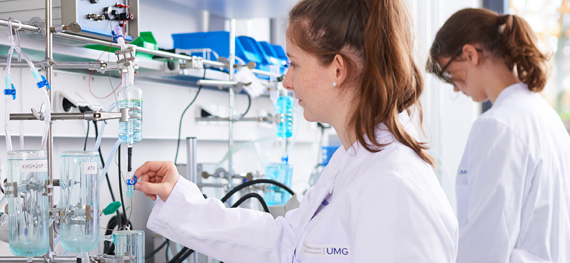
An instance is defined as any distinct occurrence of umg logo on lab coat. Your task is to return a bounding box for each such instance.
[303,243,350,257]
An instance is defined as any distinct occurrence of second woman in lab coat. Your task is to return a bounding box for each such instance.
[426,8,570,263]
[134,0,458,262]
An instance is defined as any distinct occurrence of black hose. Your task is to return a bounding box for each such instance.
[127,146,133,172]
[145,239,169,260]
[221,179,295,203]
[117,145,128,230]
[231,192,270,213]
[83,120,90,151]
[172,248,195,263]
[167,247,188,263]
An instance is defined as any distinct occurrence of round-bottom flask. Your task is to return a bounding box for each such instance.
[6,150,49,257]
[59,151,99,252]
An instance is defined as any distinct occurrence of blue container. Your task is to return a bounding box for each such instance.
[264,163,293,205]
[172,31,268,68]
[322,146,340,166]
[271,44,289,63]
[259,41,288,74]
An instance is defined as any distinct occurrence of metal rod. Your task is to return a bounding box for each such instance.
[0,18,42,33]
[228,18,236,196]
[196,79,238,87]
[0,60,122,71]
[251,68,282,78]
[196,183,229,188]
[186,137,198,184]
[0,256,79,262]
[53,32,226,68]
[10,111,124,121]
[195,116,276,123]
[45,0,55,252]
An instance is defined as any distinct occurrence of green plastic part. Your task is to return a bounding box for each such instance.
[103,201,122,215]
[85,31,158,59]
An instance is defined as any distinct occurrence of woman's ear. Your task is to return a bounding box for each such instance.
[462,44,481,66]
[332,54,348,87]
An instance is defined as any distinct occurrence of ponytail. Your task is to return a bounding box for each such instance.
[426,8,549,92]
[289,0,434,165]
[499,15,548,91]
[358,0,433,164]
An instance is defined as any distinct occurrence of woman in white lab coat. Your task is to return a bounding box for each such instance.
[426,8,570,263]
[134,0,458,262]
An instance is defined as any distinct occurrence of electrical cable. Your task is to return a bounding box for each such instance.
[203,91,252,119]
[241,92,252,117]
[145,239,168,260]
[174,68,207,165]
[83,121,90,151]
[231,192,270,213]
[221,179,295,203]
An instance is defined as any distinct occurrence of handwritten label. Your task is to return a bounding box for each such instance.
[20,160,47,173]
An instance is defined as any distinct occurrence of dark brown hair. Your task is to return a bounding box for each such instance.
[288,0,433,165]
[426,8,549,91]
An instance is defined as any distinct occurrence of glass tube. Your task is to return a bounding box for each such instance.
[59,151,99,253]
[113,230,145,263]
[6,150,49,257]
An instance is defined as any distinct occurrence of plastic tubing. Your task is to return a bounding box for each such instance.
[93,102,118,152]
[31,69,51,151]
[98,138,122,184]
[4,76,13,152]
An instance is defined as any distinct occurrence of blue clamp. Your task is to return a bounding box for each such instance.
[4,83,16,100]
[36,75,50,90]
[111,30,123,43]
[126,175,138,186]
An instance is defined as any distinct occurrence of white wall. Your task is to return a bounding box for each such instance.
[412,0,482,211]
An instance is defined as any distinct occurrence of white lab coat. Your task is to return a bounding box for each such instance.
[147,112,458,263]
[456,83,570,263]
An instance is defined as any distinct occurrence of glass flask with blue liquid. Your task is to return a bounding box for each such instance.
[59,151,99,253]
[276,95,293,138]
[6,150,49,257]
[118,70,142,145]
[264,163,293,205]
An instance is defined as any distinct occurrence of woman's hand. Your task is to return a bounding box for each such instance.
[134,161,180,202]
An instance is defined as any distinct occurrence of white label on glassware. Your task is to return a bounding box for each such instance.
[20,160,47,173]
[83,162,98,175]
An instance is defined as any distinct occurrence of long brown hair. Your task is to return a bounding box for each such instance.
[288,0,433,165]
[426,8,549,92]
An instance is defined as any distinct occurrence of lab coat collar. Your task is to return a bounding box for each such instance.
[494,82,528,107]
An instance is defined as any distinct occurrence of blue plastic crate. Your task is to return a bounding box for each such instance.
[259,41,289,75]
[271,44,288,62]
[172,31,245,63]
[236,35,268,69]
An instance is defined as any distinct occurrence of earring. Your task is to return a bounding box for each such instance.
[333,82,337,87]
